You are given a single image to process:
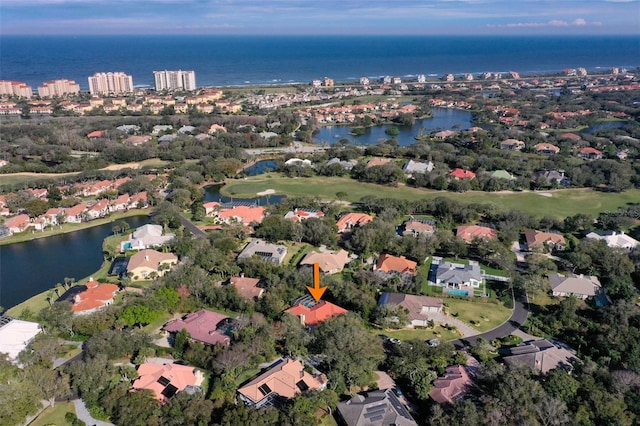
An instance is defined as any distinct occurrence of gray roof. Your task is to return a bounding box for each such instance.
[548,273,601,297]
[403,159,433,174]
[128,224,175,249]
[237,240,288,264]
[436,262,482,284]
[337,389,418,426]
[503,339,579,373]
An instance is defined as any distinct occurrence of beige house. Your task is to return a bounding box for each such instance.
[299,249,350,274]
[127,249,178,280]
[548,273,601,299]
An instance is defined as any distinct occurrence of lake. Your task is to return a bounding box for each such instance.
[0,215,149,311]
[313,108,473,146]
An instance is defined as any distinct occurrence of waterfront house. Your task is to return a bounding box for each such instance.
[429,365,473,404]
[126,249,178,280]
[133,362,203,403]
[109,194,130,212]
[237,240,287,265]
[229,276,264,301]
[71,280,119,314]
[121,224,175,251]
[525,230,566,252]
[378,292,443,328]
[163,309,231,346]
[4,214,31,234]
[336,212,374,233]
[237,358,326,409]
[86,199,109,220]
[456,225,497,243]
[299,249,350,275]
[203,201,220,216]
[337,388,419,426]
[548,273,601,300]
[434,261,483,295]
[129,191,149,209]
[64,203,88,223]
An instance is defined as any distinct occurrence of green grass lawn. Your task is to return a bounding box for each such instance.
[221,176,640,219]
[383,325,463,342]
[445,298,511,332]
[29,401,76,426]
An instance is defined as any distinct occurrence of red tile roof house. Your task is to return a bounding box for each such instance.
[64,203,88,223]
[456,225,498,243]
[4,214,31,234]
[336,212,374,233]
[401,220,435,237]
[284,297,348,328]
[448,168,476,180]
[85,199,110,220]
[534,143,561,156]
[284,208,325,222]
[129,191,149,209]
[215,205,266,226]
[366,157,392,168]
[71,281,119,314]
[237,358,327,409]
[375,253,418,277]
[577,147,603,160]
[202,201,220,217]
[229,276,264,301]
[428,365,473,404]
[525,230,566,252]
[109,194,130,212]
[163,309,231,346]
[133,362,204,403]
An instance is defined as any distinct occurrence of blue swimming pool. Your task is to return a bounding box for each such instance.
[448,289,469,296]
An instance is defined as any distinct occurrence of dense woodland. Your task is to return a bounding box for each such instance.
[1,79,640,425]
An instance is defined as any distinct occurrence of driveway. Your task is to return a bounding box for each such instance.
[178,215,207,238]
[73,399,114,426]
[449,288,530,349]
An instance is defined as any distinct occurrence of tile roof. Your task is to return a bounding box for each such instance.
[336,212,374,232]
[456,225,497,243]
[284,300,348,327]
[448,168,476,179]
[525,230,565,249]
[217,205,265,225]
[548,273,601,298]
[429,365,472,404]
[133,362,202,402]
[337,388,418,426]
[71,281,119,313]
[163,309,230,345]
[229,276,264,300]
[299,249,350,274]
[375,254,417,275]
[378,292,443,322]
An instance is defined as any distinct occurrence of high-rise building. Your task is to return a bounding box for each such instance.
[0,80,33,98]
[153,70,196,91]
[37,79,80,98]
[88,72,134,95]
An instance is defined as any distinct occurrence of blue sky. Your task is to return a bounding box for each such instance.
[1,0,638,35]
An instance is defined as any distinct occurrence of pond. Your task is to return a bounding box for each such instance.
[313,107,473,146]
[242,159,277,176]
[0,215,149,311]
[581,120,627,135]
[204,183,286,205]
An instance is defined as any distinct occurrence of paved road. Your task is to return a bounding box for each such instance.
[450,288,530,349]
[178,215,207,238]
[73,399,115,426]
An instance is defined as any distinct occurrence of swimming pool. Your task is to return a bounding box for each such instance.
[447,289,469,296]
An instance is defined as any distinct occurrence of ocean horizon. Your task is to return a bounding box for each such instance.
[1,35,638,90]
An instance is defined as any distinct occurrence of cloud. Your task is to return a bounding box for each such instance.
[488,18,601,28]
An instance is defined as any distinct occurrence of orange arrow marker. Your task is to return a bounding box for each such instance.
[306,263,327,302]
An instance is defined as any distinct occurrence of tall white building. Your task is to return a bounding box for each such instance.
[153,70,196,91]
[0,80,33,98]
[88,72,134,95]
[38,79,80,98]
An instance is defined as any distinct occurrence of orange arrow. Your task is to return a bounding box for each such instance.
[306,263,327,302]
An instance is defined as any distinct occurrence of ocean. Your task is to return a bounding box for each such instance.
[1,35,638,90]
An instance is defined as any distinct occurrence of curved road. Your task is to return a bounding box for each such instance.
[178,215,207,238]
[450,288,530,349]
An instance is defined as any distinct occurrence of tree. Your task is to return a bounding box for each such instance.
[23,198,49,218]
[119,304,160,327]
[112,389,161,426]
[22,365,71,408]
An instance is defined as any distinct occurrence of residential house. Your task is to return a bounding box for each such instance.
[533,170,570,186]
[87,130,105,139]
[456,225,497,243]
[548,273,601,299]
[284,158,312,167]
[488,170,515,180]
[133,362,203,403]
[237,358,327,409]
[326,157,358,171]
[534,143,560,155]
[129,191,149,209]
[126,249,178,280]
[434,261,483,295]
[284,208,325,222]
[163,309,231,346]
[86,199,109,220]
[375,253,417,277]
[366,157,392,168]
[403,159,433,177]
[337,388,419,426]
[299,249,350,274]
[203,201,220,216]
[429,365,473,404]
[109,194,130,212]
[401,219,436,237]
[378,292,443,328]
[121,224,175,251]
[64,203,87,223]
[336,212,374,233]
[585,230,639,251]
[502,339,579,374]
[284,296,348,327]
[42,208,64,226]
[0,316,41,363]
[578,147,603,160]
[82,180,112,197]
[449,168,476,180]
[4,214,30,234]
[152,125,173,135]
[71,281,119,314]
[237,240,288,265]
[216,205,266,226]
[525,230,566,252]
[123,135,151,146]
[500,138,525,151]
[229,276,264,301]
[433,130,457,140]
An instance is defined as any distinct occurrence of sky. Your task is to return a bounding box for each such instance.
[1,0,639,35]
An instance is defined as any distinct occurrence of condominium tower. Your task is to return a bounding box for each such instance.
[38,79,80,98]
[88,72,134,95]
[153,70,196,91]
[0,80,33,98]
